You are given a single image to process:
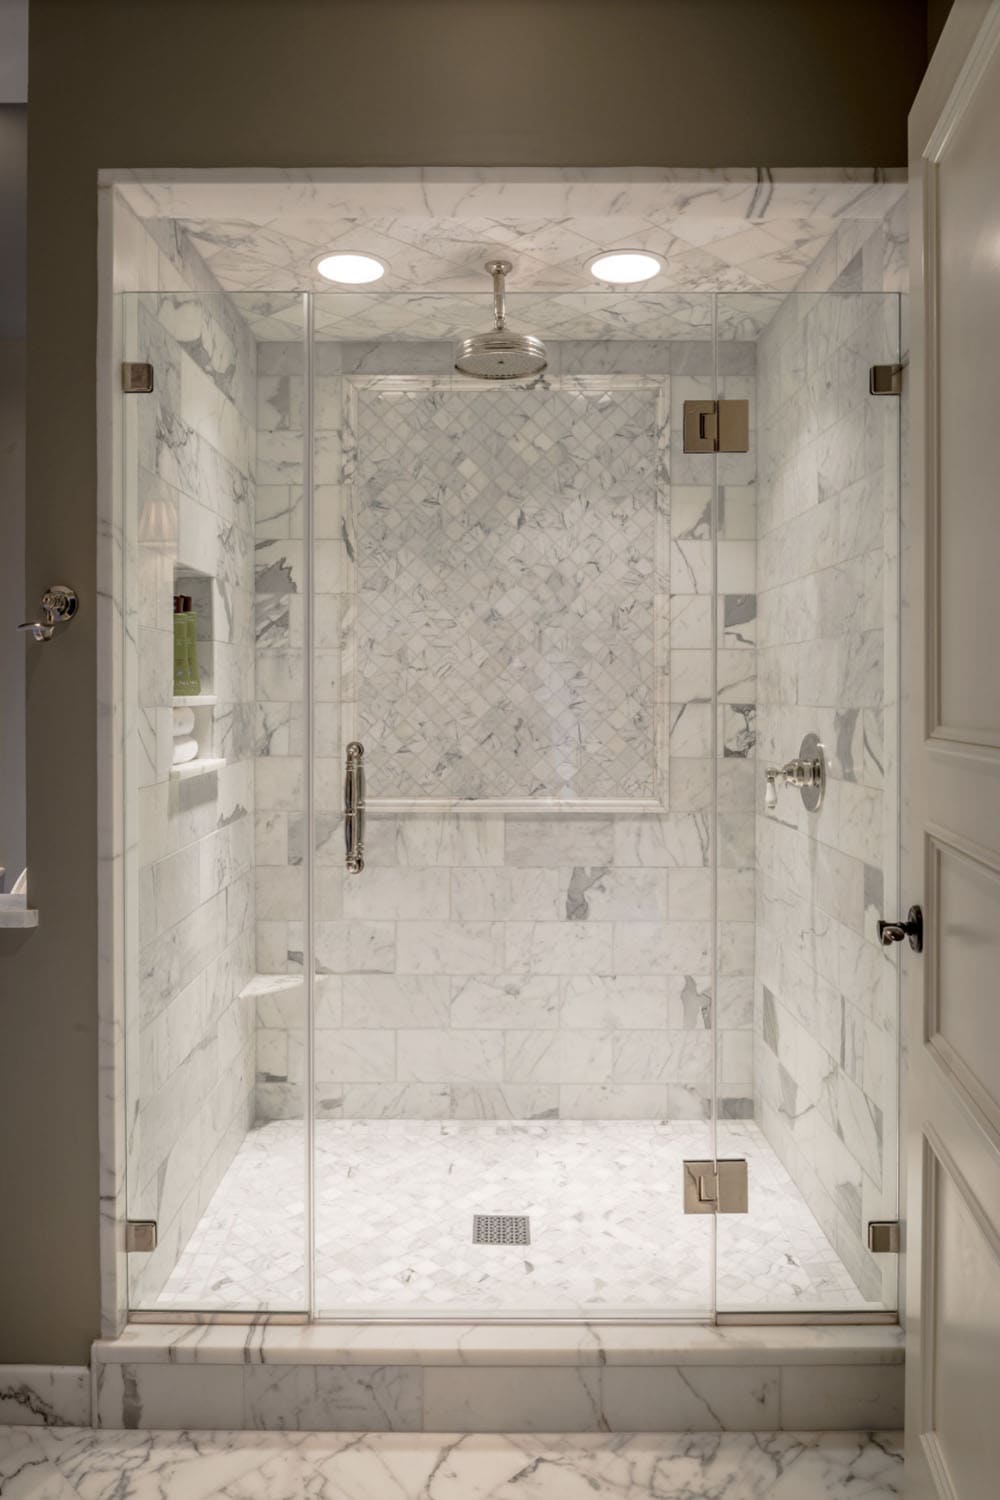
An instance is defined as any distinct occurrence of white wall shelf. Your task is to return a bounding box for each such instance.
[0,896,39,928]
[172,694,218,707]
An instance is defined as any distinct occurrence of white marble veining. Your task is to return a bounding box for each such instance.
[233,288,784,343]
[0,1424,904,1496]
[0,1371,90,1429]
[141,1119,878,1316]
[112,167,905,299]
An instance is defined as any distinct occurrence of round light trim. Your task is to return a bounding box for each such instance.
[587,250,663,285]
[314,252,387,285]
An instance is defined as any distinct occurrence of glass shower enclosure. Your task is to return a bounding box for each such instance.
[121,282,900,1322]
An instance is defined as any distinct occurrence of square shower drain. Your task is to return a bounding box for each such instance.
[473,1214,531,1245]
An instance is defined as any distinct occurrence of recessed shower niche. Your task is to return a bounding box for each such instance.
[168,566,222,779]
[112,171,904,1330]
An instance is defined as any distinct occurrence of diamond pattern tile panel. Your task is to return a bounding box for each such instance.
[352,383,660,801]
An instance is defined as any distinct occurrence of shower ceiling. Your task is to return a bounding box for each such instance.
[227,288,783,342]
[118,169,905,341]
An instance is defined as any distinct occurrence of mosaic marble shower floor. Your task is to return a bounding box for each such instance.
[151,1120,879,1314]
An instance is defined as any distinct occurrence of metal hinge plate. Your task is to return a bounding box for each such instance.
[869,363,903,396]
[683,1159,749,1214]
[122,361,154,394]
[125,1220,158,1252]
[867,1220,900,1253]
[682,399,749,453]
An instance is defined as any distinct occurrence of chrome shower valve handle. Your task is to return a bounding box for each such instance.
[763,733,826,813]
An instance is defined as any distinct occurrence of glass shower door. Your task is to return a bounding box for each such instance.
[714,291,901,1315]
[310,291,722,1320]
[123,287,309,1314]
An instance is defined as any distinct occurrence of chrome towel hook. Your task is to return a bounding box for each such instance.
[18,584,79,642]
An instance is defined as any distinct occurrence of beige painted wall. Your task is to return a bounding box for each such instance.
[4,0,933,1364]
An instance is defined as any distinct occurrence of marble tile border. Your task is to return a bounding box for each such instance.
[0,1368,92,1428]
[89,1324,903,1431]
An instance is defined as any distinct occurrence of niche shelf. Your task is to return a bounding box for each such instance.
[172,694,218,708]
[170,756,226,782]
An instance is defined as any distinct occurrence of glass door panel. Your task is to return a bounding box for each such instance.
[714,292,901,1314]
[312,292,719,1319]
[124,288,308,1312]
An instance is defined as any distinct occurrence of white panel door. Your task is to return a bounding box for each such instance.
[906,3,1000,1496]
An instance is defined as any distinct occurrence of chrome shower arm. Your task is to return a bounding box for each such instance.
[487,258,512,330]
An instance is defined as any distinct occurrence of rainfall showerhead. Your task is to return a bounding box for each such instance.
[454,260,548,381]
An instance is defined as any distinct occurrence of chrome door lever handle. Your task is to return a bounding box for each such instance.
[344,741,365,874]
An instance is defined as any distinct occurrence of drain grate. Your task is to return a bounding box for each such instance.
[473,1214,531,1245]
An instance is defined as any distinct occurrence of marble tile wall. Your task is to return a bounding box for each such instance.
[252,338,757,1123]
[90,1356,906,1432]
[752,288,900,1306]
[126,208,258,1304]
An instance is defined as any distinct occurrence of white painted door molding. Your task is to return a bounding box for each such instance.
[905,3,1000,1496]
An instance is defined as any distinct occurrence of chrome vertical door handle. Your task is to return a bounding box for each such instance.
[344,741,365,873]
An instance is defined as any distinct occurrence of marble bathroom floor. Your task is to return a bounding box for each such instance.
[0,1427,904,1499]
[150,1119,880,1316]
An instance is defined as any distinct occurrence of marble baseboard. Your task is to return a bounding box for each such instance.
[0,1367,91,1427]
[91,1325,903,1432]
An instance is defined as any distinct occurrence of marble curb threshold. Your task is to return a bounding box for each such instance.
[80,1324,905,1433]
[94,1321,904,1368]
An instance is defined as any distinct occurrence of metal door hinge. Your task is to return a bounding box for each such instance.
[869,363,903,396]
[125,1220,158,1252]
[683,1159,748,1214]
[682,399,749,453]
[867,1220,900,1253]
[122,362,154,393]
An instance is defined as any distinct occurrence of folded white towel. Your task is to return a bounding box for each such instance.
[172,738,199,765]
[172,706,196,736]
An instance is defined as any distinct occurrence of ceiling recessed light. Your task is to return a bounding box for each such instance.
[315,252,386,285]
[587,250,663,285]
